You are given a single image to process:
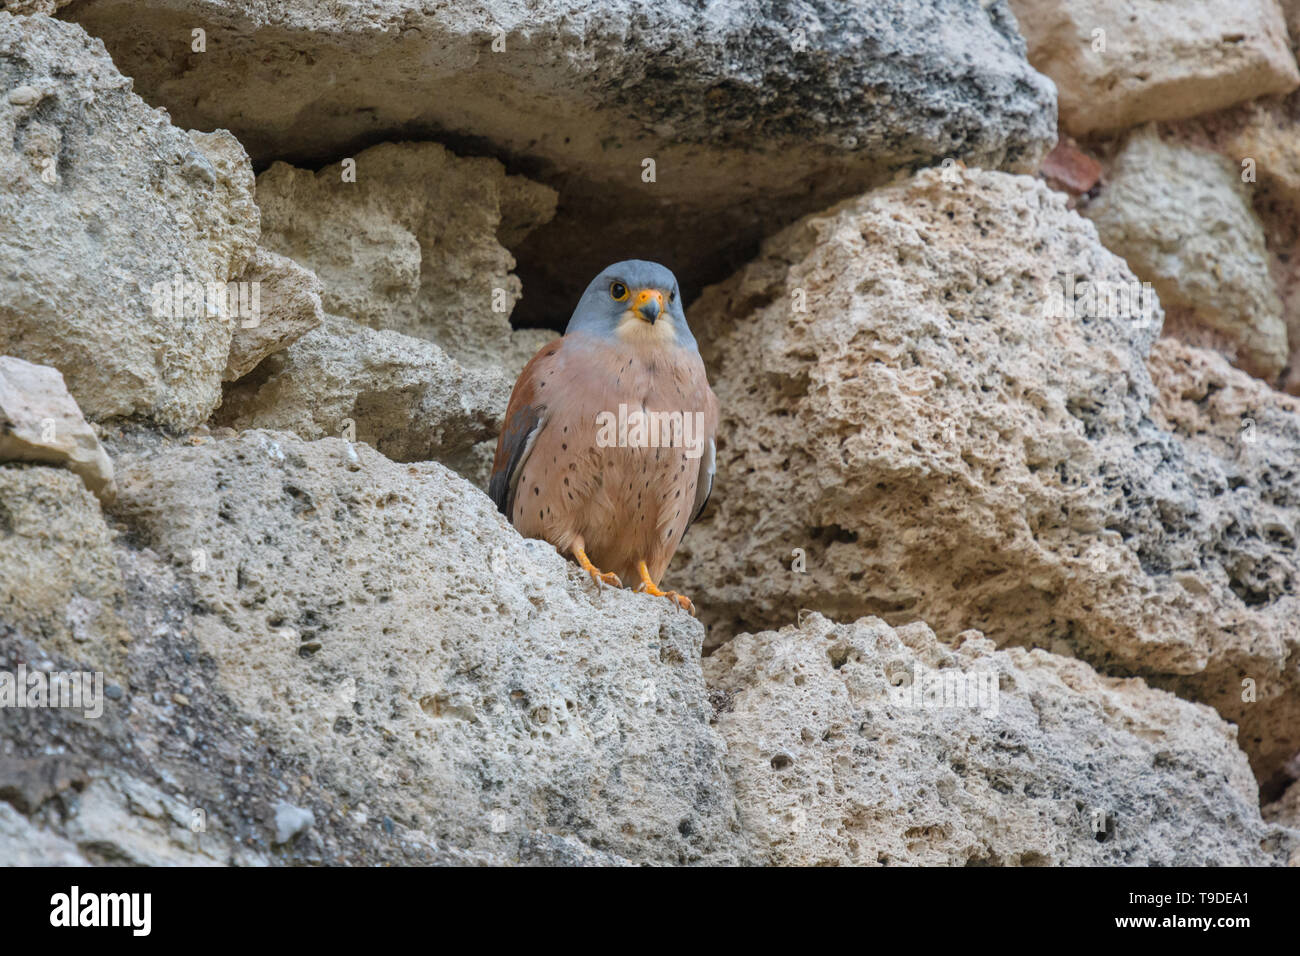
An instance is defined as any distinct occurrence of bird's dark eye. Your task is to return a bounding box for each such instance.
[610,282,629,301]
[668,289,676,303]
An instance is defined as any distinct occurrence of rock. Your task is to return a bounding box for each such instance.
[60,768,263,866]
[1163,92,1300,394]
[0,802,88,867]
[1265,778,1300,830]
[1143,337,1300,787]
[254,143,555,368]
[2,1,73,13]
[0,14,259,428]
[1213,95,1300,217]
[214,314,512,471]
[1082,127,1288,380]
[0,465,128,673]
[272,801,315,845]
[0,355,116,502]
[223,249,324,382]
[1286,0,1300,55]
[66,0,1056,324]
[0,541,511,867]
[1008,0,1299,136]
[111,430,747,864]
[675,167,1300,783]
[706,614,1294,865]
[0,755,88,814]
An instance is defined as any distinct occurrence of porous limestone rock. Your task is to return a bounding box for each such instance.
[0,465,128,673]
[254,142,555,367]
[223,248,324,382]
[111,430,747,865]
[674,167,1300,784]
[65,0,1056,324]
[706,614,1295,866]
[0,355,115,502]
[0,13,259,427]
[1082,127,1288,380]
[214,314,512,471]
[1008,0,1299,136]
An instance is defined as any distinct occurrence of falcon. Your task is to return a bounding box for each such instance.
[489,260,718,614]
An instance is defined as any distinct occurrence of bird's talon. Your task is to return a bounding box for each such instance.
[667,591,695,615]
[590,569,621,589]
[573,542,621,590]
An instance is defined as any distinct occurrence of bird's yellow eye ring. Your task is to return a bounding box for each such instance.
[610,282,629,301]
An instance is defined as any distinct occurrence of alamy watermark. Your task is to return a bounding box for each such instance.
[1042,273,1155,328]
[886,661,999,718]
[150,274,262,328]
[594,404,707,460]
[0,664,104,719]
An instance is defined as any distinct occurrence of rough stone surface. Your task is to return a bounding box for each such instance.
[0,540,531,867]
[0,14,259,428]
[255,142,555,367]
[0,465,128,674]
[1082,127,1288,380]
[111,430,747,865]
[214,314,512,472]
[0,355,116,502]
[1009,0,1299,136]
[675,167,1300,784]
[1265,778,1300,831]
[707,614,1296,866]
[0,802,87,866]
[224,248,324,382]
[65,0,1056,324]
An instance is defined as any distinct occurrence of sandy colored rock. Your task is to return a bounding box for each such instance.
[0,355,115,502]
[675,167,1300,784]
[1216,96,1300,216]
[707,614,1292,865]
[223,248,324,382]
[1009,0,1299,136]
[214,314,511,471]
[0,465,128,673]
[0,14,259,428]
[112,430,746,864]
[255,142,555,367]
[1082,126,1288,380]
[67,0,1055,325]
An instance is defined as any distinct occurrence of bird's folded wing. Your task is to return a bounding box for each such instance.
[685,386,719,535]
[488,339,564,518]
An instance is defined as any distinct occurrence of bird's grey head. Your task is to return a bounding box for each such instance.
[564,259,696,349]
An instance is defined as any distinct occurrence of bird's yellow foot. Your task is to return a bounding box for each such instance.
[573,542,621,589]
[636,561,695,615]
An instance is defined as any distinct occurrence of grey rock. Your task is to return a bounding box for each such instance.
[65,0,1056,322]
[214,314,512,472]
[707,614,1297,865]
[1082,127,1288,380]
[111,430,748,865]
[0,14,259,428]
[0,356,116,502]
[272,801,315,845]
[676,167,1300,784]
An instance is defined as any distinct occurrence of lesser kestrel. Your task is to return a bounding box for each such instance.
[489,260,718,614]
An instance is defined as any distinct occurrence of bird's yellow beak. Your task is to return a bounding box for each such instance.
[632,288,664,324]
